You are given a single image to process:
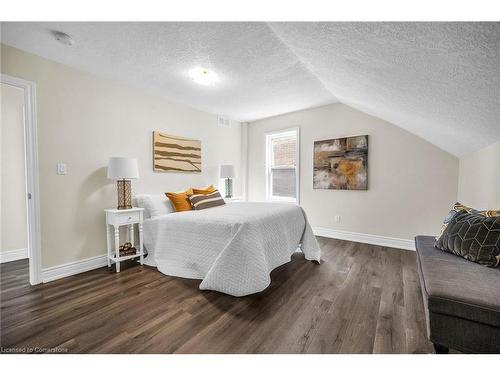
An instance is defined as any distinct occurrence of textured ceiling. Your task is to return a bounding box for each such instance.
[2,22,499,156]
[0,22,335,123]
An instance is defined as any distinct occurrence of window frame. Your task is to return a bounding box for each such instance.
[265,127,300,203]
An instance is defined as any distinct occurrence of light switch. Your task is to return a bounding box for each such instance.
[57,163,67,175]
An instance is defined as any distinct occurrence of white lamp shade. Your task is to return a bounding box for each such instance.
[220,164,235,179]
[107,157,139,180]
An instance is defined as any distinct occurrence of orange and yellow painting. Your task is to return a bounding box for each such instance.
[313,135,368,190]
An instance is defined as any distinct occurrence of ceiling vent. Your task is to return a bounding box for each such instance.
[217,116,231,128]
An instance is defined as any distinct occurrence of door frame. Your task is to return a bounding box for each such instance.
[2,74,42,285]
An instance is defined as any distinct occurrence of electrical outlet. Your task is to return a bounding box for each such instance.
[334,215,341,223]
[57,163,67,175]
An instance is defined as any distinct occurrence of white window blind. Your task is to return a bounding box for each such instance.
[266,129,299,203]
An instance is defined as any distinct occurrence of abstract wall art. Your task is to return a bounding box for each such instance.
[313,135,368,190]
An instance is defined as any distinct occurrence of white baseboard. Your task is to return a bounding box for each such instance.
[42,254,107,283]
[38,229,413,283]
[0,248,28,263]
[313,227,415,251]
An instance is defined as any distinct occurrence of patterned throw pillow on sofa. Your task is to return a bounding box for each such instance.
[435,211,500,267]
[436,202,499,241]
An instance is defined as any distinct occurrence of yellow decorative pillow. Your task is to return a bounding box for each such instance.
[190,184,216,195]
[165,189,194,212]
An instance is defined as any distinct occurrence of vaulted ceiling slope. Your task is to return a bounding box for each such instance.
[269,22,500,156]
[2,22,499,156]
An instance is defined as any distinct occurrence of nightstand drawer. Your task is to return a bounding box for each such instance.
[115,211,141,225]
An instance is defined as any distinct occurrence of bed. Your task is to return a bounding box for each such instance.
[135,195,321,296]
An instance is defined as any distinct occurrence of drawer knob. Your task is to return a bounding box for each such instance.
[128,216,132,219]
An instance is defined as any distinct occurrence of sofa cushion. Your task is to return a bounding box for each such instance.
[415,236,500,328]
[436,202,474,241]
[436,202,499,242]
[435,211,500,267]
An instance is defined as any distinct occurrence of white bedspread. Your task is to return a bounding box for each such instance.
[143,202,320,296]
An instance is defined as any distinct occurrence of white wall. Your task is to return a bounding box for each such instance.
[458,141,500,209]
[1,83,28,254]
[1,44,242,268]
[247,104,459,241]
[240,122,249,201]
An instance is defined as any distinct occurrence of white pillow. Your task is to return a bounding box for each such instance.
[134,194,174,219]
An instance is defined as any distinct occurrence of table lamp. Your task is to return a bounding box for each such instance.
[107,157,139,209]
[220,164,235,198]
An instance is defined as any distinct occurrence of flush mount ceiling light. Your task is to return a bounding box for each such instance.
[52,31,74,46]
[188,67,218,86]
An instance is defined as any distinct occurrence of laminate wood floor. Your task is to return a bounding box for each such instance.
[0,237,434,353]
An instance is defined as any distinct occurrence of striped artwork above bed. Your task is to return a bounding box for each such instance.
[153,131,201,173]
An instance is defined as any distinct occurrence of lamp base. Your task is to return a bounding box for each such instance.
[225,178,233,198]
[117,179,132,210]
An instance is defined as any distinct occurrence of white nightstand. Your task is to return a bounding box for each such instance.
[105,207,144,272]
[225,196,242,203]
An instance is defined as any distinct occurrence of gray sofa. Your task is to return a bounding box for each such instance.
[415,236,500,353]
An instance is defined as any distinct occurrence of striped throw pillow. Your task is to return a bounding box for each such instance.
[188,190,226,210]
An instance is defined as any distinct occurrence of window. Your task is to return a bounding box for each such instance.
[266,128,299,203]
